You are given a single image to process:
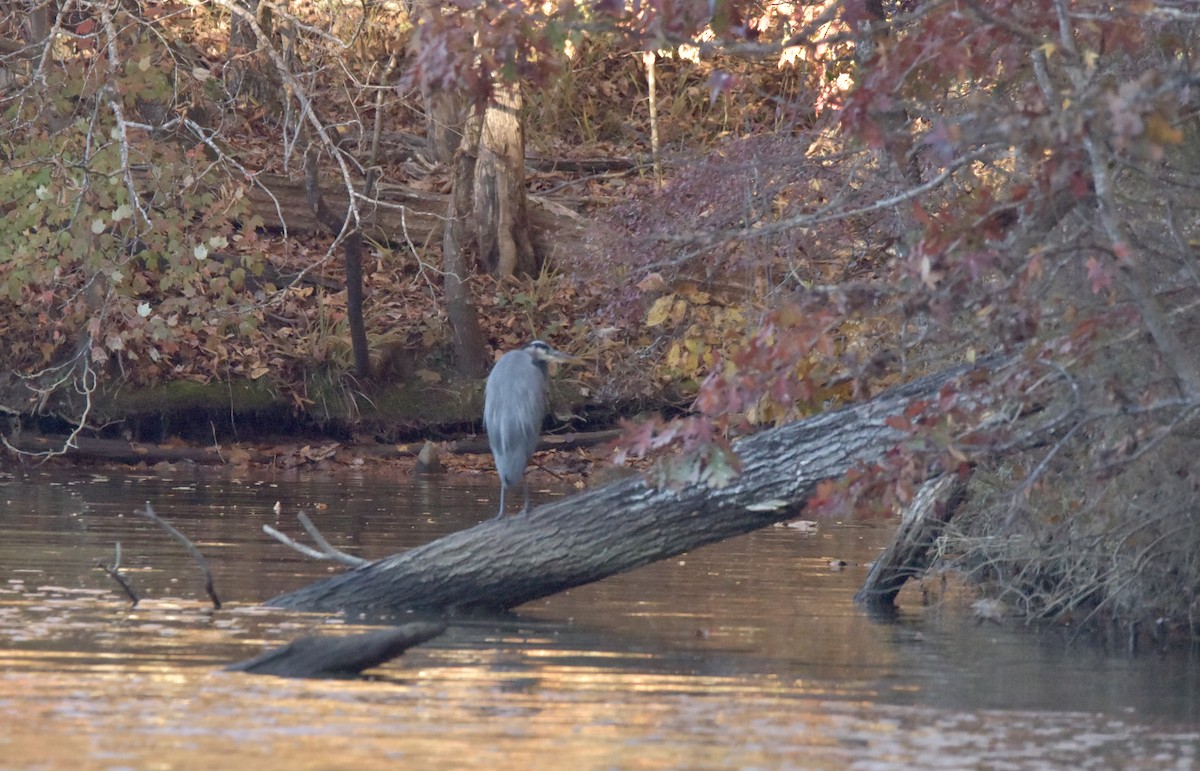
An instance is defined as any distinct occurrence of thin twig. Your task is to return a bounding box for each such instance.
[141,503,222,609]
[656,147,989,247]
[2,344,99,462]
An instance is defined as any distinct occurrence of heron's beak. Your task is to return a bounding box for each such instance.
[545,347,578,364]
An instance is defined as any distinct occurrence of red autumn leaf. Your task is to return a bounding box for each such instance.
[1085,256,1113,294]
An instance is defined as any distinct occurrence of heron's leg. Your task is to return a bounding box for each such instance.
[520,476,530,514]
[495,481,507,518]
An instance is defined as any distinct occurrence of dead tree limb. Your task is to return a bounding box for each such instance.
[854,473,969,609]
[266,360,999,617]
[141,503,221,610]
[96,542,139,607]
[225,620,447,678]
[5,434,271,465]
[263,512,369,567]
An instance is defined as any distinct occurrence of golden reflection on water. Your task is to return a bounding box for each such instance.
[0,470,1197,769]
[0,646,855,769]
[3,641,1196,770]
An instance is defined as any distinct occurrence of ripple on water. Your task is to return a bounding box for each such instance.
[0,469,1196,769]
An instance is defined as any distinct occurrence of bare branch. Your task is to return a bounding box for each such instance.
[654,147,990,249]
[95,542,139,607]
[263,511,368,567]
[141,503,222,610]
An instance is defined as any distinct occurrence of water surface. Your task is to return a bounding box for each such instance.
[0,468,1196,769]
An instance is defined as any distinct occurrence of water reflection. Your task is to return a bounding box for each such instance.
[0,468,1196,768]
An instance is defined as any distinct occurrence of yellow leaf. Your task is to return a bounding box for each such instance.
[666,341,683,368]
[249,365,270,379]
[646,294,677,327]
[1146,113,1183,145]
[670,298,689,325]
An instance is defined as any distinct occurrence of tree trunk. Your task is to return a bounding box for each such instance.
[304,149,371,379]
[421,85,465,166]
[443,118,489,378]
[412,2,465,164]
[225,0,282,112]
[266,361,990,617]
[474,81,536,277]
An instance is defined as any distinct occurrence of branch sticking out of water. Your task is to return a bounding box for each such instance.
[140,502,222,610]
[96,541,139,607]
[263,511,368,567]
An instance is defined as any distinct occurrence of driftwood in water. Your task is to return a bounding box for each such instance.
[445,428,623,455]
[855,474,968,608]
[6,434,265,464]
[7,428,618,467]
[225,620,447,678]
[266,362,992,617]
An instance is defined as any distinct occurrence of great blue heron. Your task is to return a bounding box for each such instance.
[484,340,573,517]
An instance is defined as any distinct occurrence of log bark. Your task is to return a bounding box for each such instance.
[854,473,968,608]
[225,620,447,678]
[265,362,989,616]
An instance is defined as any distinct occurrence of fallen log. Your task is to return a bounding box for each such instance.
[225,620,447,678]
[4,427,619,467]
[266,361,994,616]
[854,473,968,608]
[245,174,591,265]
[445,427,623,455]
[332,128,642,174]
[5,434,272,465]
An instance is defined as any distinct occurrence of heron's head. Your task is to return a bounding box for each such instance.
[524,340,575,365]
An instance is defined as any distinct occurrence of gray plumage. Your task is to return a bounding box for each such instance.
[483,340,571,517]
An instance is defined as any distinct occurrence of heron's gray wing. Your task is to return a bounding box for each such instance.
[484,353,548,488]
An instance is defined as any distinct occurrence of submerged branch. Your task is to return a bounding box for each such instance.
[225,620,447,678]
[141,503,222,610]
[95,541,139,607]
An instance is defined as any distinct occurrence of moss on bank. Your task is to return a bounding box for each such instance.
[76,370,592,443]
